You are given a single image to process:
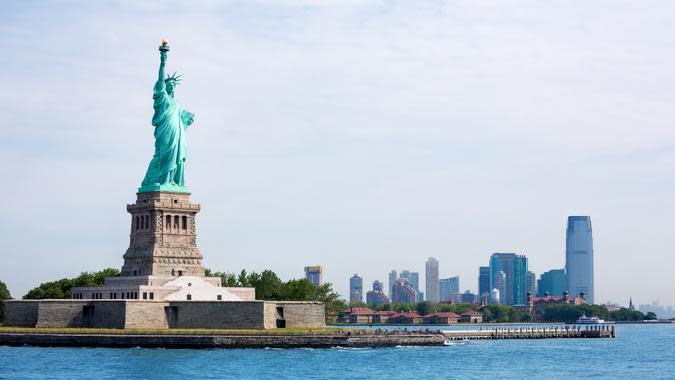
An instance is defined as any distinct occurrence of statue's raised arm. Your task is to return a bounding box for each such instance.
[155,40,169,93]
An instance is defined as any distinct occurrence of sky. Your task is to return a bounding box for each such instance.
[1,0,675,307]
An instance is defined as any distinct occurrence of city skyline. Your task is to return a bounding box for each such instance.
[2,2,675,307]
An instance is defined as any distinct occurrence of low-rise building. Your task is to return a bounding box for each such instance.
[338,307,375,324]
[388,312,423,324]
[372,310,396,323]
[460,310,483,323]
[423,312,460,325]
[525,292,585,321]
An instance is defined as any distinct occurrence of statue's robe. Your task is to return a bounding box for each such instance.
[141,82,194,188]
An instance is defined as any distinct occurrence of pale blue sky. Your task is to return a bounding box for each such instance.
[1,1,674,306]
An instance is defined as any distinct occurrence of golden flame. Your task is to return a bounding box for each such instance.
[161,39,169,46]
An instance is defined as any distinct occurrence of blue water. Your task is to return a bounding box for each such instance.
[1,324,673,379]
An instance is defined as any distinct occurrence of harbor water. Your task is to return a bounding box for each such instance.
[1,324,673,379]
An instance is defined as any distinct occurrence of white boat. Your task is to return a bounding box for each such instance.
[577,315,605,324]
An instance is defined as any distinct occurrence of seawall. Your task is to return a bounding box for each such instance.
[0,332,445,349]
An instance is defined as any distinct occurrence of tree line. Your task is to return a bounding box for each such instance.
[543,304,657,322]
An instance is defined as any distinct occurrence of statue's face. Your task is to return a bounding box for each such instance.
[165,80,175,95]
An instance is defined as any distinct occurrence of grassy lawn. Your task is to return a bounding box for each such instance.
[0,326,354,335]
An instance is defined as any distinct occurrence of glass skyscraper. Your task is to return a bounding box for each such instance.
[439,276,459,302]
[425,257,440,302]
[537,268,566,297]
[478,266,490,298]
[349,274,363,304]
[489,253,528,305]
[566,216,594,303]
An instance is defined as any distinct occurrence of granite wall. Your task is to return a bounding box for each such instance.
[3,300,325,329]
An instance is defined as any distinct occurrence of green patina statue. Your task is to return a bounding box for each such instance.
[139,40,195,193]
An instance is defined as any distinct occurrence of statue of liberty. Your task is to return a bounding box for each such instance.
[139,40,195,193]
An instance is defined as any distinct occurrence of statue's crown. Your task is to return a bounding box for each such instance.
[165,72,182,85]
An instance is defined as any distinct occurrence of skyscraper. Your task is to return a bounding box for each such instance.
[391,278,418,304]
[388,270,397,296]
[409,272,420,292]
[537,269,566,297]
[493,271,506,304]
[566,216,594,303]
[366,280,391,306]
[526,271,537,297]
[425,257,439,302]
[349,274,363,304]
[439,276,460,302]
[478,266,490,298]
[489,253,528,305]
[304,265,323,286]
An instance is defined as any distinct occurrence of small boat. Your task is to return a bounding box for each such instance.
[577,315,605,324]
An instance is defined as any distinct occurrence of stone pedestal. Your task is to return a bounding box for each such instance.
[122,191,204,277]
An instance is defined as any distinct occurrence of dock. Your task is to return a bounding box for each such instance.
[443,325,615,341]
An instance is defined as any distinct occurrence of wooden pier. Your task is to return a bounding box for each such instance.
[443,325,615,341]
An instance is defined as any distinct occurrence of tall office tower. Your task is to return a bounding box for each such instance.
[400,270,411,284]
[439,278,452,302]
[349,274,363,304]
[409,272,420,291]
[526,271,537,297]
[366,280,391,306]
[566,216,594,303]
[391,278,418,304]
[537,269,566,297]
[425,257,440,302]
[304,265,323,286]
[439,276,460,302]
[494,271,506,303]
[489,253,528,305]
[478,266,490,298]
[388,270,398,296]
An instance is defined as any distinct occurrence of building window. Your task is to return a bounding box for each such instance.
[149,292,154,300]
[188,283,192,287]
[217,295,222,300]
[135,216,139,230]
[166,215,171,230]
[143,292,148,300]
[182,216,187,230]
[174,215,179,229]
[178,270,183,277]
[187,294,192,300]
[145,215,150,229]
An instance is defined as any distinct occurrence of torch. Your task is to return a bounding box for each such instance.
[159,39,170,52]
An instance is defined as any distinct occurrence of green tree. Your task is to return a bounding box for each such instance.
[24,268,119,299]
[416,301,435,316]
[314,283,348,323]
[542,304,611,322]
[0,280,12,323]
[611,308,645,321]
[481,304,527,322]
[280,278,316,301]
[644,311,658,321]
[249,270,283,300]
